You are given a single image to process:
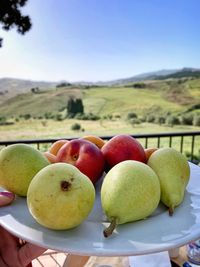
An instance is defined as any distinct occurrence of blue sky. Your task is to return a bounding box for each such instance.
[0,0,200,82]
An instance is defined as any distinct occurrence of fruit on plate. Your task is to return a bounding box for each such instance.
[43,151,57,163]
[101,134,146,171]
[81,135,105,149]
[145,147,158,161]
[49,139,69,155]
[0,144,49,196]
[147,147,190,215]
[56,139,105,184]
[27,163,95,230]
[101,160,160,237]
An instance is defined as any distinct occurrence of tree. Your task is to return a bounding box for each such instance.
[67,97,84,118]
[31,87,40,93]
[0,0,32,47]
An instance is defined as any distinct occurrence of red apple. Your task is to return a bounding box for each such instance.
[101,134,146,170]
[56,139,105,184]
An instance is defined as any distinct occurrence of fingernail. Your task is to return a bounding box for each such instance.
[0,192,15,199]
[0,191,15,206]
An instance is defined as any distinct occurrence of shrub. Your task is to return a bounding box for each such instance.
[127,112,137,120]
[75,113,100,121]
[0,116,14,126]
[155,116,166,125]
[54,114,63,121]
[166,116,180,127]
[71,123,81,131]
[146,114,156,123]
[37,116,44,120]
[180,114,193,125]
[129,118,141,126]
[102,114,113,120]
[23,114,31,120]
[44,112,54,119]
[56,82,71,88]
[186,103,200,112]
[140,116,146,122]
[193,115,200,126]
[86,113,100,121]
[114,114,121,119]
[0,116,7,125]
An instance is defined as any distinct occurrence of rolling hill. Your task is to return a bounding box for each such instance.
[0,78,57,105]
[155,68,200,80]
[0,77,200,119]
[1,67,200,120]
[0,67,198,95]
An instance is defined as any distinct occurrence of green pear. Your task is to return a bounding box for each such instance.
[101,160,160,237]
[27,162,95,230]
[147,147,190,215]
[0,144,49,196]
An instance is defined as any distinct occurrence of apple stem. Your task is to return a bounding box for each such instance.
[103,218,117,238]
[169,206,174,216]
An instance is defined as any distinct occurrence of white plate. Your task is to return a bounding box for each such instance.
[0,162,200,256]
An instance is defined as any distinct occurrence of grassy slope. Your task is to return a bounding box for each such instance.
[83,80,199,117]
[0,78,200,160]
[0,79,199,118]
[83,86,182,117]
[0,87,82,116]
[0,78,200,142]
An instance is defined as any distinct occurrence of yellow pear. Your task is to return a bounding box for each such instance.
[27,163,95,230]
[101,160,160,237]
[147,147,190,215]
[0,144,49,196]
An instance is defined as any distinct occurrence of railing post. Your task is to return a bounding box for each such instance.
[157,137,160,148]
[180,136,184,153]
[169,136,172,147]
[191,135,195,162]
[145,137,148,148]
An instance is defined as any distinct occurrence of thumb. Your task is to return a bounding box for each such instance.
[18,243,46,267]
[0,192,15,206]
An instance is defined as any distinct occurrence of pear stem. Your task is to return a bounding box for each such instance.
[169,206,174,216]
[103,218,117,238]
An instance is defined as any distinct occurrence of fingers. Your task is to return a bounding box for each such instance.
[0,192,45,266]
[0,192,15,207]
[18,243,46,267]
[0,257,8,267]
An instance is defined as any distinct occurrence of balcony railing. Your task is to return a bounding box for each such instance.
[0,131,200,164]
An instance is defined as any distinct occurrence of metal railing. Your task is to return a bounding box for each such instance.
[0,131,200,163]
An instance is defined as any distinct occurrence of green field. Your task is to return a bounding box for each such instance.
[0,117,199,140]
[0,118,200,162]
[0,78,200,118]
[0,78,200,161]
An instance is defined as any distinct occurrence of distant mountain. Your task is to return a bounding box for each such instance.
[1,67,200,101]
[155,68,200,80]
[0,78,57,93]
[0,78,57,104]
[108,69,178,85]
[69,69,180,86]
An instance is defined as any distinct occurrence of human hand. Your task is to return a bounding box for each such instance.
[0,191,46,267]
